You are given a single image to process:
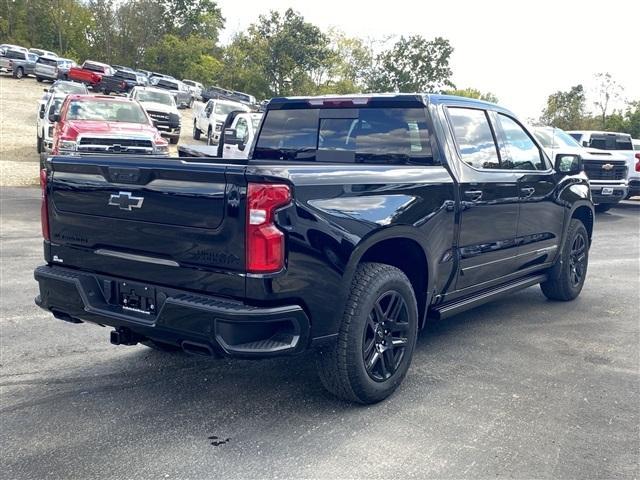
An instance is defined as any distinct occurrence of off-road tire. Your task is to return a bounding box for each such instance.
[315,262,418,404]
[540,219,589,301]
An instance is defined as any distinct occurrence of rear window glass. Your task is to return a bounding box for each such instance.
[38,57,58,66]
[588,134,633,151]
[254,108,435,164]
[5,50,26,60]
[115,70,136,80]
[83,62,106,72]
[66,100,148,124]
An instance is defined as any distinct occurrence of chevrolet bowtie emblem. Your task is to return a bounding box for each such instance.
[108,191,144,211]
[601,163,614,171]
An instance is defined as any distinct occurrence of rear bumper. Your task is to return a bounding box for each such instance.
[34,265,310,358]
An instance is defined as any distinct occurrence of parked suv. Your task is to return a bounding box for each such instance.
[568,130,640,199]
[35,94,594,404]
[182,80,203,101]
[533,127,628,212]
[129,86,181,144]
[49,95,169,156]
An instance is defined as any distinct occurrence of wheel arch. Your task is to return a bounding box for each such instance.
[570,203,594,244]
[342,229,432,329]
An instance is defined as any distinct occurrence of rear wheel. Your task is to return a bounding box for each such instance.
[169,135,179,145]
[594,203,612,213]
[36,76,43,83]
[316,262,418,404]
[193,122,201,140]
[14,67,24,79]
[540,219,589,301]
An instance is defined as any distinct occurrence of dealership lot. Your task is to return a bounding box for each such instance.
[0,187,638,479]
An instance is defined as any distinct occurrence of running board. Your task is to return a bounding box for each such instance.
[430,274,547,320]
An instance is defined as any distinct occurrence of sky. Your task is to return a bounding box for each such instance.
[216,0,637,121]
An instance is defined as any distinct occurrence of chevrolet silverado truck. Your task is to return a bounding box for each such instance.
[34,94,594,404]
[0,48,38,78]
[48,94,169,156]
[533,126,628,212]
[67,60,113,89]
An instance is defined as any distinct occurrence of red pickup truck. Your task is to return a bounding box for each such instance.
[49,94,169,156]
[67,60,113,88]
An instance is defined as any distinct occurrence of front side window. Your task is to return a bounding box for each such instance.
[254,107,435,164]
[497,114,546,170]
[447,107,500,169]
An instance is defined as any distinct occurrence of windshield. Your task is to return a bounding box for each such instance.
[534,128,580,148]
[135,90,174,106]
[55,82,87,94]
[215,103,249,116]
[66,100,149,123]
[254,107,435,164]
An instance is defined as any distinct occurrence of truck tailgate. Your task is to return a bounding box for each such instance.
[46,155,247,298]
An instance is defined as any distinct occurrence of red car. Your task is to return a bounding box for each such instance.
[67,60,113,88]
[50,95,169,155]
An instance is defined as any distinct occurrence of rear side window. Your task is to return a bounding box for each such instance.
[496,114,547,170]
[254,108,435,165]
[447,107,500,169]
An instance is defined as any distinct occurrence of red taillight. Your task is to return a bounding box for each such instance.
[635,153,640,172]
[40,169,50,241]
[246,183,291,273]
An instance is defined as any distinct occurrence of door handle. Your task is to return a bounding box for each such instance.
[463,190,483,202]
[520,187,535,198]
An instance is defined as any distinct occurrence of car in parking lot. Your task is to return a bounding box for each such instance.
[29,48,57,58]
[48,94,169,156]
[99,68,145,94]
[182,79,203,100]
[35,56,76,82]
[568,130,640,199]
[0,48,39,78]
[150,77,193,108]
[129,86,182,144]
[193,97,251,145]
[533,127,628,212]
[35,93,594,404]
[67,60,113,88]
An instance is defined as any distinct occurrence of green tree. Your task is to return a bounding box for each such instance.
[593,72,623,129]
[539,85,588,130]
[445,87,498,103]
[370,35,455,92]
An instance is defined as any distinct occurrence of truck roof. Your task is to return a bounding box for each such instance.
[267,93,506,113]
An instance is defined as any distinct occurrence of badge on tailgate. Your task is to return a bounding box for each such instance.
[108,191,144,211]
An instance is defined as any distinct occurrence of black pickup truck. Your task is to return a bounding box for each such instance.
[99,69,141,95]
[34,94,594,403]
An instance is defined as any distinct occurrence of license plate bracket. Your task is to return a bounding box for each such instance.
[601,187,613,195]
[118,281,156,315]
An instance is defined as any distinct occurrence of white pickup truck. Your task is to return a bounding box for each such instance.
[192,98,250,145]
[534,127,629,212]
[568,130,640,200]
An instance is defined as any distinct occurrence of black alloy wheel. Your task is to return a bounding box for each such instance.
[568,231,587,288]
[362,291,410,382]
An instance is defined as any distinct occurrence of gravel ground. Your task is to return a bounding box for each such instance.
[0,74,197,187]
[0,187,638,479]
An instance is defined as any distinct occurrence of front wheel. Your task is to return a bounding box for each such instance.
[14,67,24,79]
[207,128,214,145]
[540,219,589,301]
[36,134,43,154]
[316,262,418,404]
[169,135,179,145]
[36,76,43,83]
[193,122,201,140]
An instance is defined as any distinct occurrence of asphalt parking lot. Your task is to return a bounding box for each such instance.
[1,187,638,479]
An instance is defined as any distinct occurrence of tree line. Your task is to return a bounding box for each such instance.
[539,73,639,137]
[1,0,499,102]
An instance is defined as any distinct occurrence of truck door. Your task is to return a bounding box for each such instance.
[493,113,564,269]
[446,106,521,290]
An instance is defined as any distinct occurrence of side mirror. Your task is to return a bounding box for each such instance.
[555,153,582,175]
[582,141,589,147]
[223,128,241,145]
[48,112,60,123]
[39,105,45,119]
